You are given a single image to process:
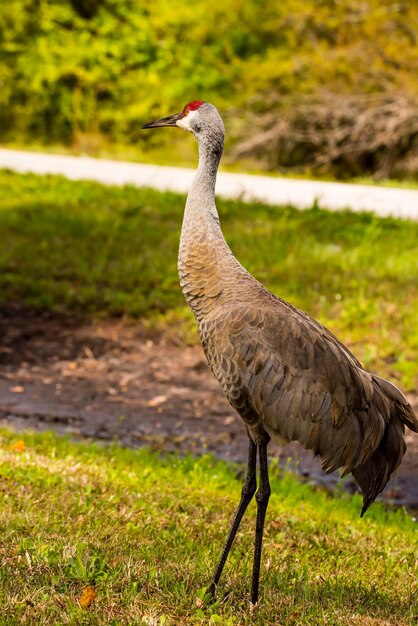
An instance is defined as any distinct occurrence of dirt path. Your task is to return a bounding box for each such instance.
[1,305,417,511]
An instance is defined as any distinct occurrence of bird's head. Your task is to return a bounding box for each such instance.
[142,101,225,144]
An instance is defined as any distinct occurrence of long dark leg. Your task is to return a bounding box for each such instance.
[206,438,257,598]
[251,438,271,605]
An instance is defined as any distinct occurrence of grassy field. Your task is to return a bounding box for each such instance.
[0,429,416,625]
[1,169,417,390]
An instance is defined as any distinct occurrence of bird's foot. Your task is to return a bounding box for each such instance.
[204,582,217,604]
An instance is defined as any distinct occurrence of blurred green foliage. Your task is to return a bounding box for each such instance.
[1,0,418,155]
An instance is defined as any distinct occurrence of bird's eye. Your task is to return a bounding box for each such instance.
[194,124,202,133]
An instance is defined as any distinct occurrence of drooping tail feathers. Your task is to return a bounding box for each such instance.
[352,375,418,517]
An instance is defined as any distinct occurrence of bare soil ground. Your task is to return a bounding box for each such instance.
[1,304,417,510]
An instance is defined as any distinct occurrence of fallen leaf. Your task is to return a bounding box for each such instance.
[10,440,26,452]
[147,395,167,407]
[79,586,96,608]
[271,520,283,529]
[9,386,25,394]
[83,346,95,359]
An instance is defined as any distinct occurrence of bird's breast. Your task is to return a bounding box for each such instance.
[178,232,230,321]
[197,314,267,441]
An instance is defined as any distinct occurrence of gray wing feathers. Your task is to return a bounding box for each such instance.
[220,303,418,513]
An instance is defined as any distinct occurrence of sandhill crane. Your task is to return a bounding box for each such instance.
[142,101,418,605]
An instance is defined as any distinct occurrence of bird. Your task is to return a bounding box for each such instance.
[142,101,418,605]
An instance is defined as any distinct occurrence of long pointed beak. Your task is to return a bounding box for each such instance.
[142,113,181,129]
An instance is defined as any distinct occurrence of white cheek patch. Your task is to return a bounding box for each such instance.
[176,109,199,132]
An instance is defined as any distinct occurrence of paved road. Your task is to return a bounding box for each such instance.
[1,148,417,220]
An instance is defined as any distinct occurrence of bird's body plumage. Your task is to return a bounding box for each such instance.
[176,103,417,517]
[143,101,418,603]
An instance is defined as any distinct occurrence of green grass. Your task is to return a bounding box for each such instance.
[0,429,416,625]
[0,169,418,389]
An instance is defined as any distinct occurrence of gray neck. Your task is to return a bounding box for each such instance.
[180,126,225,238]
[186,131,223,219]
[178,127,233,320]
